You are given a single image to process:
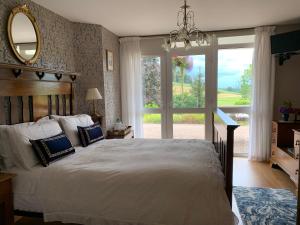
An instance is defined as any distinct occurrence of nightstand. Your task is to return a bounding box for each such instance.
[106,127,134,139]
[0,173,16,225]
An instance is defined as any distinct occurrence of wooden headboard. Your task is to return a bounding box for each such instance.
[0,63,79,125]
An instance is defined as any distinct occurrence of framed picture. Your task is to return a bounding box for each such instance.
[106,50,113,71]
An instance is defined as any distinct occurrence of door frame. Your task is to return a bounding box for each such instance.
[140,29,254,153]
[165,46,213,139]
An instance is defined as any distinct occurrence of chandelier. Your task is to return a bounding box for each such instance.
[162,0,211,51]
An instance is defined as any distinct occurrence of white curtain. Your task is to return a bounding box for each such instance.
[248,26,276,161]
[120,37,144,138]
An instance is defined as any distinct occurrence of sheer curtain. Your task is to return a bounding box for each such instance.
[248,26,276,161]
[120,37,144,138]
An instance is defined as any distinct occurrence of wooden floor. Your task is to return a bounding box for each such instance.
[16,157,296,225]
[232,157,297,224]
[233,157,296,193]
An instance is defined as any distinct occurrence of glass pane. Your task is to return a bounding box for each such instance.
[217,48,253,107]
[143,114,161,139]
[172,55,205,108]
[227,113,249,155]
[142,56,161,109]
[173,114,205,139]
[218,35,255,45]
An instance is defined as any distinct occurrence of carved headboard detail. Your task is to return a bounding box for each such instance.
[0,63,79,125]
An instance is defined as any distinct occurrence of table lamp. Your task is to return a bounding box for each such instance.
[86,88,102,116]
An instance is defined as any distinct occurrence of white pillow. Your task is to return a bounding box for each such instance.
[57,115,94,146]
[3,120,63,170]
[0,116,51,170]
[50,114,65,121]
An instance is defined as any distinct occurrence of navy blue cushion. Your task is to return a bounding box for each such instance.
[30,133,75,167]
[77,123,104,147]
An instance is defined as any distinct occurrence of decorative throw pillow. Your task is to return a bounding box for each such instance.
[77,123,104,147]
[30,133,75,167]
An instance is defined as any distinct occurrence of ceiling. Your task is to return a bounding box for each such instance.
[32,0,300,36]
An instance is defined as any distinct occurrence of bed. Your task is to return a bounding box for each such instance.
[0,64,239,225]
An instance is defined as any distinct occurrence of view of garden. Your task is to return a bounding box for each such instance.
[142,48,253,154]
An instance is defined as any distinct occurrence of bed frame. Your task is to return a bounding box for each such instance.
[0,63,240,219]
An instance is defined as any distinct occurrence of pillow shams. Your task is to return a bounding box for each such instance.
[78,123,104,147]
[54,114,94,146]
[3,120,63,169]
[30,133,75,167]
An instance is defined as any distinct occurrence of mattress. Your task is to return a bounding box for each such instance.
[9,139,235,225]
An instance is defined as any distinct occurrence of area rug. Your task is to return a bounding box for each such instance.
[233,186,297,225]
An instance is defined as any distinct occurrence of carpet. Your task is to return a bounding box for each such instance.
[233,186,297,225]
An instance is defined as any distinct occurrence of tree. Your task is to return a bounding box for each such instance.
[240,64,252,100]
[173,57,188,94]
[142,57,161,108]
[191,75,205,108]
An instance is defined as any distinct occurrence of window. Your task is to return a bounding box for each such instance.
[172,55,205,108]
[142,56,161,109]
[140,31,255,154]
[143,114,162,139]
[217,48,253,107]
[218,35,255,45]
[217,47,253,156]
[173,114,205,139]
[142,56,162,138]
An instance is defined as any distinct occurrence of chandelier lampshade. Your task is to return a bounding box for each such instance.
[162,0,211,51]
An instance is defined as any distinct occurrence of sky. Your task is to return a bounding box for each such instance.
[182,48,253,90]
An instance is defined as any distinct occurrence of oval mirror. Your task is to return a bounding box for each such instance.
[7,5,41,65]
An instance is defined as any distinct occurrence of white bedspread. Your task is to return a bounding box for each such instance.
[13,139,235,225]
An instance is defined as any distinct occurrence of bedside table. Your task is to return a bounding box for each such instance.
[0,173,16,225]
[106,127,134,139]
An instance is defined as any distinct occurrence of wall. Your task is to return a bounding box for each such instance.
[0,0,75,71]
[273,24,300,120]
[102,27,121,129]
[0,0,121,131]
[73,23,105,120]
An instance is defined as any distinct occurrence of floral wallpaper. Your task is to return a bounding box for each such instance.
[102,27,121,130]
[0,0,75,71]
[73,23,105,126]
[0,0,121,131]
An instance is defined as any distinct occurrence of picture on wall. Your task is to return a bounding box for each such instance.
[106,50,113,71]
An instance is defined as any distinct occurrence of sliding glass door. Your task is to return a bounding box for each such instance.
[166,50,207,139]
[141,31,254,155]
[142,48,209,139]
[216,34,254,156]
[142,55,163,138]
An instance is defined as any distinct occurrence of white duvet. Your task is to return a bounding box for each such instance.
[13,139,235,225]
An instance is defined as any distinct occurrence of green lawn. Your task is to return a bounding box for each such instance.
[172,83,248,107]
[143,87,250,124]
[143,114,205,124]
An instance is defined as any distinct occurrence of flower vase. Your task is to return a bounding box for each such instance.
[282,113,289,121]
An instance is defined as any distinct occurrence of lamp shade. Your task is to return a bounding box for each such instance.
[86,88,102,101]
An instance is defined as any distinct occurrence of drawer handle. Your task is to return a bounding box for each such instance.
[296,140,300,146]
[296,169,299,175]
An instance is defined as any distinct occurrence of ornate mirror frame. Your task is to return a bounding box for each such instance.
[7,5,41,65]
